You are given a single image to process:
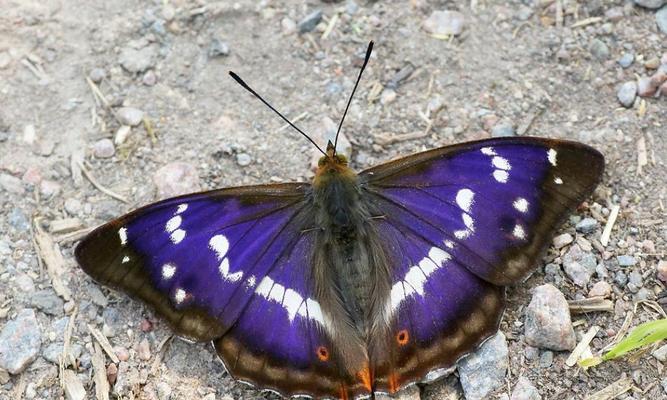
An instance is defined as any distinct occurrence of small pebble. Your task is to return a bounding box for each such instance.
[575,217,599,233]
[153,162,201,199]
[457,332,508,400]
[652,343,667,362]
[22,166,42,186]
[298,10,323,33]
[0,173,25,194]
[115,346,130,362]
[114,125,131,145]
[116,107,144,127]
[617,53,634,68]
[119,44,157,73]
[614,271,628,287]
[539,351,553,368]
[236,153,252,166]
[143,70,157,86]
[40,179,61,198]
[588,281,612,297]
[492,121,516,137]
[657,6,667,35]
[208,38,230,57]
[524,284,576,351]
[553,233,573,249]
[657,260,667,283]
[617,81,637,108]
[589,38,610,60]
[156,382,172,400]
[617,255,636,267]
[511,376,541,400]
[89,68,106,83]
[422,10,465,36]
[93,138,115,158]
[0,309,42,374]
[645,57,661,69]
[281,17,297,34]
[633,0,667,9]
[137,338,151,361]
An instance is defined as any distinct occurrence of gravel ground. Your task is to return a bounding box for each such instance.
[1,0,666,399]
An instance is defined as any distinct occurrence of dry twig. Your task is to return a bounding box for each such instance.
[600,205,620,247]
[88,324,120,364]
[77,160,129,203]
[34,222,72,301]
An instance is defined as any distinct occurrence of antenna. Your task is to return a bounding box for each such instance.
[229,71,327,156]
[333,41,374,156]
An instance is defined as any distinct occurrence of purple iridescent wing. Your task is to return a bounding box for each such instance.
[75,184,367,398]
[359,137,603,390]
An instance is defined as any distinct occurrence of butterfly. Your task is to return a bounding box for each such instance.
[76,41,604,399]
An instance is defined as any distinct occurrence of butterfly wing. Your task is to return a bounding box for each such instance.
[76,184,368,398]
[359,137,603,390]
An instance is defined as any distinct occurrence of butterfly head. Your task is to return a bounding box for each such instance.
[314,140,356,187]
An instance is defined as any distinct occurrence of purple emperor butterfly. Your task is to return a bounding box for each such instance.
[76,42,604,398]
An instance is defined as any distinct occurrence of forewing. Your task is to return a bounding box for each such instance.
[360,137,603,390]
[361,137,604,285]
[76,184,368,398]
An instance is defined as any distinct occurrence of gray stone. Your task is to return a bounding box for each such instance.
[153,162,201,200]
[588,281,612,297]
[539,351,553,368]
[236,153,251,166]
[617,81,637,108]
[553,233,573,249]
[614,271,628,287]
[93,138,115,158]
[0,309,42,374]
[617,255,636,267]
[524,284,576,351]
[102,308,122,338]
[511,376,541,400]
[492,122,516,137]
[156,382,172,400]
[0,173,24,194]
[9,207,30,231]
[298,10,323,33]
[89,68,106,83]
[0,240,10,256]
[635,287,651,301]
[423,10,465,36]
[208,38,230,57]
[40,179,61,198]
[457,332,508,400]
[589,38,610,60]
[662,378,667,395]
[119,45,157,73]
[43,342,82,364]
[64,198,82,215]
[653,343,667,362]
[634,0,666,9]
[29,290,64,316]
[576,217,599,233]
[627,271,643,293]
[618,53,635,68]
[657,6,667,34]
[345,0,359,15]
[116,107,144,127]
[562,244,597,287]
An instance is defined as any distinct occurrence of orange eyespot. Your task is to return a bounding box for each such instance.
[316,346,329,361]
[396,329,409,346]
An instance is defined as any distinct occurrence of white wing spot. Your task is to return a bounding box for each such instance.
[513,224,527,239]
[389,247,450,312]
[554,177,563,185]
[493,170,509,183]
[118,227,128,246]
[481,147,497,156]
[548,148,558,166]
[174,288,187,304]
[209,235,230,259]
[455,229,471,239]
[218,258,243,282]
[443,240,455,249]
[456,188,475,213]
[255,276,273,297]
[513,197,529,213]
[121,256,130,264]
[176,203,188,214]
[268,283,286,304]
[162,263,176,280]
[255,276,325,326]
[492,156,511,170]
[165,215,182,233]
[246,275,256,288]
[170,229,186,244]
[283,289,304,322]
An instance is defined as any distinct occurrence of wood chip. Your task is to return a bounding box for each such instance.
[92,343,110,400]
[566,325,600,367]
[636,136,647,175]
[571,16,602,29]
[50,218,83,234]
[87,324,120,364]
[600,205,620,247]
[34,223,72,301]
[569,297,614,314]
[584,376,632,400]
[63,370,86,400]
[321,13,338,40]
[54,227,94,245]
